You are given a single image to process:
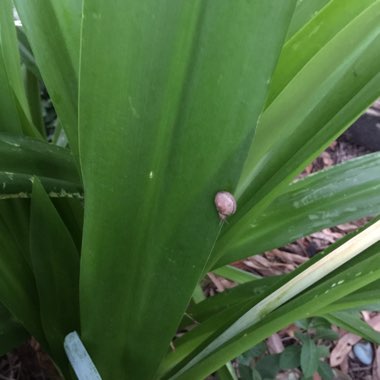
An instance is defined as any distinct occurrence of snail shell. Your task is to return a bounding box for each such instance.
[214,191,236,220]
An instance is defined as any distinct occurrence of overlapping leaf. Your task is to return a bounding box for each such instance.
[14,0,82,157]
[78,1,296,378]
[213,0,380,268]
[214,152,380,267]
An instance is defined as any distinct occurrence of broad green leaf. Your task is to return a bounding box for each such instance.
[318,361,334,380]
[324,310,380,344]
[316,346,329,359]
[300,336,319,378]
[254,354,280,379]
[0,302,28,355]
[78,1,296,379]
[30,178,80,369]
[14,0,82,157]
[279,345,301,369]
[214,152,380,267]
[214,1,380,267]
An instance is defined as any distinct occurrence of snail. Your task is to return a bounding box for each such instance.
[214,191,236,220]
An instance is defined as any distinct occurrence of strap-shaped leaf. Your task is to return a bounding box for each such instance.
[0,0,39,137]
[30,178,80,370]
[0,199,45,345]
[286,0,330,40]
[0,133,80,184]
[14,0,82,157]
[214,152,380,267]
[170,223,380,379]
[270,0,377,105]
[214,1,380,264]
[324,311,380,344]
[78,1,296,378]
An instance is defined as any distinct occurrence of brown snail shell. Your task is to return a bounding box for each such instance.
[214,191,236,220]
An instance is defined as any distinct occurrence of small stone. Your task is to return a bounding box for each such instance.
[353,341,373,365]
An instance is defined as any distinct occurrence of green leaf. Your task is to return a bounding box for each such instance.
[269,0,377,105]
[16,26,41,80]
[316,345,329,358]
[255,354,280,379]
[212,266,260,284]
[315,279,380,313]
[187,276,281,325]
[239,342,267,366]
[30,177,80,369]
[14,0,82,157]
[301,335,319,378]
[0,42,22,134]
[250,368,262,380]
[192,283,206,304]
[0,0,39,138]
[287,0,330,40]
[239,365,255,380]
[0,133,80,185]
[78,1,296,379]
[318,361,334,380]
[170,221,380,379]
[324,310,380,344]
[314,328,339,341]
[23,68,45,137]
[216,362,238,380]
[214,152,380,267]
[0,199,45,345]
[279,345,301,369]
[309,317,331,329]
[295,319,310,330]
[213,1,380,267]
[0,302,28,355]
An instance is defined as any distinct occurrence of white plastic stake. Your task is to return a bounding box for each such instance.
[64,331,102,380]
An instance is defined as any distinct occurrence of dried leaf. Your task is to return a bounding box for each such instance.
[267,333,284,354]
[207,273,225,292]
[330,333,361,367]
[266,249,307,265]
[367,314,380,331]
